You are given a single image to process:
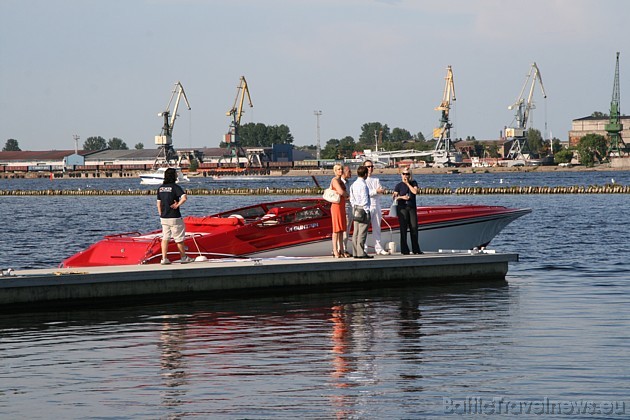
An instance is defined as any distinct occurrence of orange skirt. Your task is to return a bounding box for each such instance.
[331,197,347,233]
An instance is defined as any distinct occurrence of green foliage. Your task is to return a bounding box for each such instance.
[554,148,573,164]
[83,136,107,151]
[469,140,484,157]
[321,139,340,159]
[577,133,607,167]
[414,139,436,152]
[236,123,294,147]
[551,138,562,154]
[526,128,543,154]
[358,122,390,146]
[266,124,294,145]
[134,142,144,150]
[338,136,356,158]
[415,131,426,142]
[382,141,403,151]
[591,111,608,118]
[390,127,412,142]
[321,136,356,159]
[486,143,500,158]
[3,138,21,151]
[108,137,128,150]
[189,158,199,172]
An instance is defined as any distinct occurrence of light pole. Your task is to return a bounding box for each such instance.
[73,135,80,154]
[314,110,322,160]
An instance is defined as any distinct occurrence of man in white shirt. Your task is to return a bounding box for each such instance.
[364,160,387,255]
[349,165,372,258]
[341,166,353,256]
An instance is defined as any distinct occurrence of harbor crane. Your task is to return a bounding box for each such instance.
[505,62,547,160]
[606,52,625,157]
[432,65,462,166]
[154,81,191,167]
[433,65,456,145]
[223,76,253,166]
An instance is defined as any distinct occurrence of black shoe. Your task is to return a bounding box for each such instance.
[413,251,424,255]
[402,252,410,255]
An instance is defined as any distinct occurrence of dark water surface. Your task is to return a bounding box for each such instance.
[1,173,629,418]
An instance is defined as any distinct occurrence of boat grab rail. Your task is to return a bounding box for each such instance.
[380,211,395,243]
[140,233,249,264]
[104,231,143,239]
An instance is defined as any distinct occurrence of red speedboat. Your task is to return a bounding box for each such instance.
[60,198,531,267]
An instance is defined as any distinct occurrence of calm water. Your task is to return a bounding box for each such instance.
[1,173,629,418]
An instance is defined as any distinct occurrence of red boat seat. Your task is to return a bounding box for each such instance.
[185,216,244,226]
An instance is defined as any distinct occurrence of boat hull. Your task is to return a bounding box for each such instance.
[61,199,531,267]
[139,167,190,185]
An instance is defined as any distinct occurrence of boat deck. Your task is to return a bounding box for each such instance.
[1,252,518,311]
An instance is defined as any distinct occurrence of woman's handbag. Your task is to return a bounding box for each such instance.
[323,188,340,204]
[389,198,398,217]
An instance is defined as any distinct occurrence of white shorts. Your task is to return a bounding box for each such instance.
[161,218,186,243]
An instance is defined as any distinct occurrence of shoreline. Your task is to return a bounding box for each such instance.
[281,164,626,177]
[0,163,628,181]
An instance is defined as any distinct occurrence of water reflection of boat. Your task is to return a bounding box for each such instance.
[139,167,190,185]
[61,198,531,267]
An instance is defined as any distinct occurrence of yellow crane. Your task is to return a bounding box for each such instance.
[433,65,456,142]
[224,76,253,148]
[432,65,462,166]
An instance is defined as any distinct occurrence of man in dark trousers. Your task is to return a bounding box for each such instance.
[349,165,373,259]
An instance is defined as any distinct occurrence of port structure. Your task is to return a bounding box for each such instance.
[606,52,625,158]
[505,63,547,161]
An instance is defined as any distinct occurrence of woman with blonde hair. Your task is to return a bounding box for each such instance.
[393,167,422,255]
[329,163,349,257]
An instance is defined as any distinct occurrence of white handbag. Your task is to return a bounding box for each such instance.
[323,188,340,204]
[389,198,398,217]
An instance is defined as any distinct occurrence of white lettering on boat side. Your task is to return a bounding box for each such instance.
[286,223,319,233]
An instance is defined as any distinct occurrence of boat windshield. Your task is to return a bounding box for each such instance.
[216,200,323,222]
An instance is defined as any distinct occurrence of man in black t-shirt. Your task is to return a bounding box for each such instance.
[156,168,193,265]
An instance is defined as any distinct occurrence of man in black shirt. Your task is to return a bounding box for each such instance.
[156,168,193,264]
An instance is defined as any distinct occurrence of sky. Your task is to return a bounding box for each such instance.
[1,0,629,151]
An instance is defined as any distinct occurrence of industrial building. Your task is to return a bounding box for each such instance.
[568,116,630,147]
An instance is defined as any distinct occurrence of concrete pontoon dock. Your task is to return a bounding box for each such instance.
[0,252,518,311]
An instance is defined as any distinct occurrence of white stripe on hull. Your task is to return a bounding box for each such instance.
[238,211,526,257]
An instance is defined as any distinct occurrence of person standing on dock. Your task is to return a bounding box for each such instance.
[341,165,353,257]
[329,164,349,258]
[364,160,387,255]
[157,168,193,265]
[350,165,372,259]
[393,168,422,255]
